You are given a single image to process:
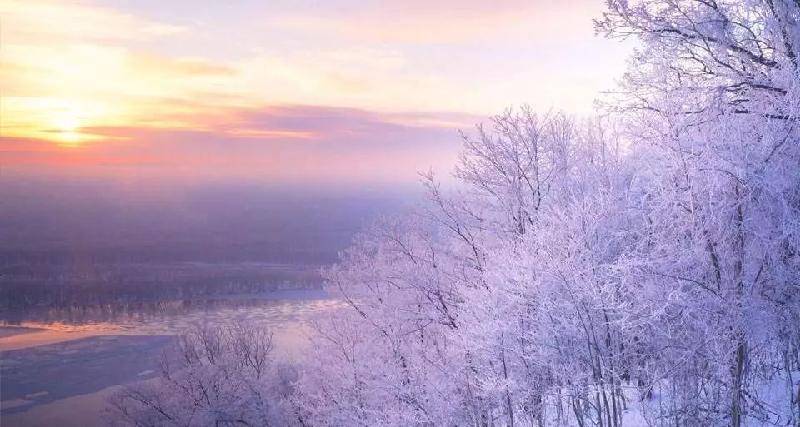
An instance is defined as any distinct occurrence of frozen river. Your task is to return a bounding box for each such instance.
[0,290,339,427]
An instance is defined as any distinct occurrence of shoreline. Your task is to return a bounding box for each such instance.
[0,327,115,352]
[0,325,43,339]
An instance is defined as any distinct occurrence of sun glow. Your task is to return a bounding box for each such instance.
[51,108,83,146]
[0,97,113,147]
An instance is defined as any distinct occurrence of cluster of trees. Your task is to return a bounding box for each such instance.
[110,0,800,425]
[108,323,297,426]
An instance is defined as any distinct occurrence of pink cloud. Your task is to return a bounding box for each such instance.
[1,105,479,185]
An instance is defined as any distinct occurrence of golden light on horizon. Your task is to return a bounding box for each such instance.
[0,97,109,147]
[50,106,83,147]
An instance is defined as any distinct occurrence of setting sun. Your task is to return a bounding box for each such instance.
[50,106,83,146]
[1,97,109,146]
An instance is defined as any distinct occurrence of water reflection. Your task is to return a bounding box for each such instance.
[0,289,341,337]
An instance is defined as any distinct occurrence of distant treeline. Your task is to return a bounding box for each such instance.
[0,261,322,317]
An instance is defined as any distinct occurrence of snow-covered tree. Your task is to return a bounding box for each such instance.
[107,322,295,426]
[597,1,800,424]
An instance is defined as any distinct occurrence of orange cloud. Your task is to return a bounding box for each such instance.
[0,105,472,184]
[129,54,238,78]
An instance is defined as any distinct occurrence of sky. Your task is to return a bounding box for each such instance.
[0,0,631,186]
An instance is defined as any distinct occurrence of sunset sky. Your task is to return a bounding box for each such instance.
[1,0,631,185]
